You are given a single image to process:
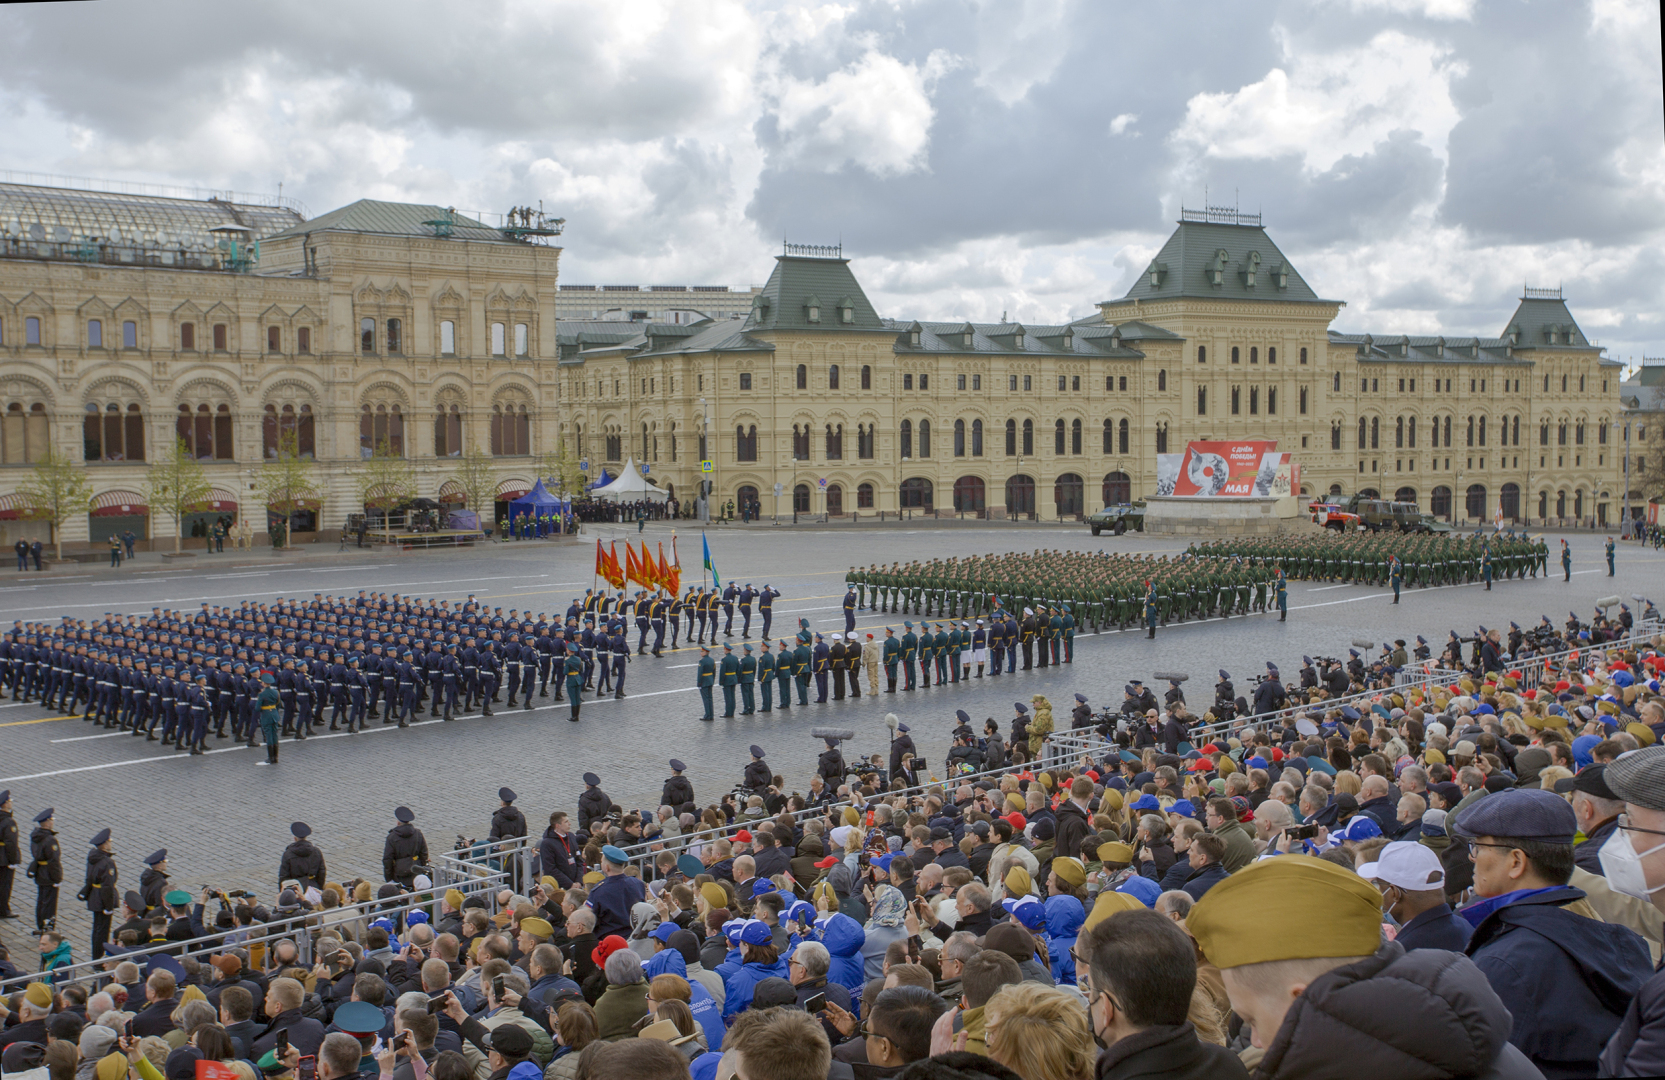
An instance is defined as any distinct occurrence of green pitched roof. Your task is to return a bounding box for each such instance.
[1499,294,1597,350]
[742,254,888,333]
[266,199,507,243]
[1117,219,1331,304]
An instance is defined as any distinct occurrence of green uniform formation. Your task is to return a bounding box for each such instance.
[846,551,1278,632]
[1186,532,1547,588]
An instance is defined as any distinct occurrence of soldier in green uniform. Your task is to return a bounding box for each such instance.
[719,643,739,718]
[883,627,902,692]
[738,643,757,715]
[900,622,919,691]
[756,639,775,713]
[1143,582,1158,639]
[792,636,813,705]
[774,638,793,709]
[696,645,716,722]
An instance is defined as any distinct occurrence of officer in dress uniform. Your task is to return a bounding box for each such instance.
[774,637,793,709]
[650,593,668,657]
[278,822,325,892]
[842,586,857,634]
[738,583,755,638]
[721,583,738,636]
[696,646,716,722]
[139,848,168,913]
[489,788,527,890]
[828,634,846,701]
[744,745,772,794]
[562,646,584,722]
[757,639,775,713]
[738,643,757,714]
[719,643,739,718]
[81,828,118,959]
[0,790,18,919]
[812,634,831,703]
[758,585,779,639]
[382,806,428,889]
[609,625,629,699]
[634,590,653,654]
[28,807,61,932]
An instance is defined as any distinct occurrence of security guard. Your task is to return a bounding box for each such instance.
[80,827,118,959]
[0,790,18,920]
[28,807,60,932]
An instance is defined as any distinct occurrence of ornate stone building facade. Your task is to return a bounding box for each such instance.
[0,182,1625,548]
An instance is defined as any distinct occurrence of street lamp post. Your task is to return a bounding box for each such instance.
[698,398,709,524]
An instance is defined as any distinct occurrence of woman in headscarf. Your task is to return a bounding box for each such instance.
[626,901,662,959]
[857,883,908,979]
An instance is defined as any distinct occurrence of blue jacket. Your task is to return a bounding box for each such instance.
[1394,903,1471,954]
[815,913,867,1008]
[645,948,725,1049]
[1181,863,1229,901]
[721,957,790,1020]
[1044,896,1085,984]
[1463,885,1651,1079]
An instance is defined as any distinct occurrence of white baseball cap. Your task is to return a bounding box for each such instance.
[1355,841,1445,891]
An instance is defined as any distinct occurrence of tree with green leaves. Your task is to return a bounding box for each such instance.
[253,431,319,550]
[17,448,94,561]
[544,435,585,497]
[144,437,215,554]
[357,439,418,542]
[453,441,498,521]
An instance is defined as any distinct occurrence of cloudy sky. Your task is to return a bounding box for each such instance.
[2,0,1661,363]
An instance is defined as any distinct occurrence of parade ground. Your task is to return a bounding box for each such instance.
[1,522,1657,952]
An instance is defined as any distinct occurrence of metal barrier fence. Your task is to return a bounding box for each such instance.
[1,868,510,994]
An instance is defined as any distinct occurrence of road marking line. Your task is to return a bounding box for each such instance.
[0,714,77,727]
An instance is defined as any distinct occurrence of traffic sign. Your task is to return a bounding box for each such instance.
[773,482,784,496]
[579,460,589,472]
[641,463,650,475]
[817,477,827,488]
[700,460,714,473]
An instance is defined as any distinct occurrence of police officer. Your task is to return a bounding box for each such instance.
[0,789,18,919]
[382,806,428,889]
[744,745,772,793]
[696,646,716,722]
[81,827,117,959]
[278,822,326,891]
[27,807,60,932]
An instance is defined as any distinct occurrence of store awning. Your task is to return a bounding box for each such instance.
[0,493,24,521]
[438,480,466,505]
[269,498,321,511]
[202,487,239,512]
[495,478,531,501]
[91,490,149,517]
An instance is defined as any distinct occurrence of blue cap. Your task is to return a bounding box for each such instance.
[1339,817,1382,842]
[1002,896,1047,931]
[738,919,773,946]
[897,723,909,733]
[751,879,777,897]
[34,807,53,823]
[956,710,970,724]
[1116,876,1163,908]
[669,759,686,772]
[1014,702,1028,714]
[650,922,679,943]
[90,828,111,846]
[1127,794,1160,814]
[602,845,629,866]
[1167,800,1194,819]
[750,745,765,758]
[787,901,816,925]
[1219,670,1230,680]
[1453,788,1577,845]
[872,853,895,873]
[145,848,166,865]
[722,920,746,944]
[583,772,601,786]
[1074,694,1087,703]
[395,806,415,823]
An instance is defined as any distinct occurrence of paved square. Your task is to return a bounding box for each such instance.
[1,522,1658,953]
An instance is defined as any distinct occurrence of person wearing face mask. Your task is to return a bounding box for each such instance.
[1357,841,1471,953]
[1598,745,1665,1075]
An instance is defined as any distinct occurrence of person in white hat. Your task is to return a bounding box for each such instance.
[1358,841,1471,953]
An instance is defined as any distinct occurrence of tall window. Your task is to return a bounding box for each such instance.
[1155,424,1168,453]
[828,365,840,390]
[1231,387,1240,415]
[1407,416,1416,448]
[1197,387,1207,415]
[1022,418,1034,456]
[387,318,402,354]
[1267,388,1276,414]
[1268,347,1276,364]
[434,405,463,457]
[87,319,104,348]
[1300,347,1307,364]
[263,404,315,458]
[491,323,507,356]
[900,419,913,459]
[1299,387,1307,414]
[1249,387,1259,415]
[1331,423,1342,450]
[1055,419,1066,455]
[439,321,455,355]
[1250,347,1258,364]
[858,424,874,459]
[796,365,807,390]
[1071,418,1082,455]
[1157,369,1167,391]
[1197,346,1206,364]
[490,404,528,456]
[213,323,228,350]
[0,401,50,463]
[826,424,843,459]
[1358,418,1367,450]
[514,323,528,357]
[861,365,871,390]
[122,320,137,348]
[177,402,234,461]
[83,402,145,461]
[793,425,810,460]
[737,425,758,461]
[1118,418,1129,455]
[361,403,406,456]
[361,318,375,354]
[971,419,983,456]
[26,316,43,345]
[954,419,966,457]
[267,326,281,352]
[919,420,931,458]
[1005,419,1017,456]
[857,482,875,509]
[1333,372,1341,392]
[1371,416,1379,449]
[1396,416,1404,449]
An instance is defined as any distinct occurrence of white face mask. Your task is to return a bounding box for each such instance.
[1598,826,1665,900]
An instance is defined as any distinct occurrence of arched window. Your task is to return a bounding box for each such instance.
[360,317,375,354]
[1331,423,1342,451]
[1005,475,1035,516]
[1021,418,1033,456]
[857,424,874,459]
[1500,483,1520,521]
[491,323,506,356]
[793,483,811,513]
[1357,417,1367,450]
[1070,418,1082,455]
[971,419,983,456]
[434,405,463,457]
[1407,416,1417,448]
[792,424,810,460]
[1268,347,1276,365]
[1395,416,1404,449]
[738,484,759,510]
[84,400,146,462]
[1102,418,1113,453]
[1370,416,1379,449]
[1157,369,1167,391]
[1430,486,1452,518]
[1300,347,1307,364]
[1394,487,1417,504]
[1054,418,1066,455]
[1155,424,1168,454]
[828,364,840,390]
[1103,471,1131,505]
[1,400,51,463]
[1231,347,1240,364]
[737,425,758,462]
[900,419,913,459]
[826,423,843,460]
[1054,473,1084,517]
[857,482,875,509]
[861,365,871,390]
[919,419,931,458]
[361,403,406,457]
[899,477,933,509]
[514,323,528,357]
[176,400,234,461]
[1250,346,1258,364]
[953,476,985,512]
[490,404,528,456]
[1333,371,1341,392]
[264,404,315,459]
[1005,419,1017,456]
[387,318,403,354]
[1479,415,1487,446]
[796,364,807,390]
[1466,484,1487,521]
[954,419,966,457]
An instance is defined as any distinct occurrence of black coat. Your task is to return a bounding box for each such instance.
[489,806,527,844]
[382,823,428,885]
[130,996,180,1039]
[1601,962,1665,1078]
[279,839,327,891]
[577,788,613,836]
[1054,801,1092,862]
[81,848,118,913]
[744,759,772,791]
[1255,945,1541,1080]
[27,826,60,885]
[1095,1023,1249,1080]
[817,749,846,783]
[661,775,695,810]
[0,810,18,867]
[252,1008,326,1059]
[1252,677,1286,716]
[889,735,917,778]
[538,828,581,889]
[140,866,168,912]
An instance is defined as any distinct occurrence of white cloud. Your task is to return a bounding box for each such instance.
[768,48,955,177]
[968,0,1076,105]
[1108,113,1137,136]
[1329,0,1475,20]
[1171,29,1465,174]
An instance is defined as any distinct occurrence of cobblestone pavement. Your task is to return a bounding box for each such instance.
[1,523,1658,957]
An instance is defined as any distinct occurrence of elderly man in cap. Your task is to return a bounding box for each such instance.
[586,845,645,941]
[1454,787,1651,1077]
[1553,764,1625,877]
[1188,858,1538,1079]
[1591,746,1665,1073]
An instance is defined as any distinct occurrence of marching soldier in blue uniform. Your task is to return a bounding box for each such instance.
[650,593,668,656]
[1275,567,1288,622]
[696,645,716,721]
[609,625,628,699]
[792,635,812,705]
[842,586,857,634]
[721,583,738,635]
[719,642,739,717]
[634,590,652,654]
[1389,555,1403,604]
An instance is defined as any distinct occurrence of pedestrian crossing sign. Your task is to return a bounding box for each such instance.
[700,460,714,473]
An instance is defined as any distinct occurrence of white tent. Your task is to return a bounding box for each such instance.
[591,458,669,502]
